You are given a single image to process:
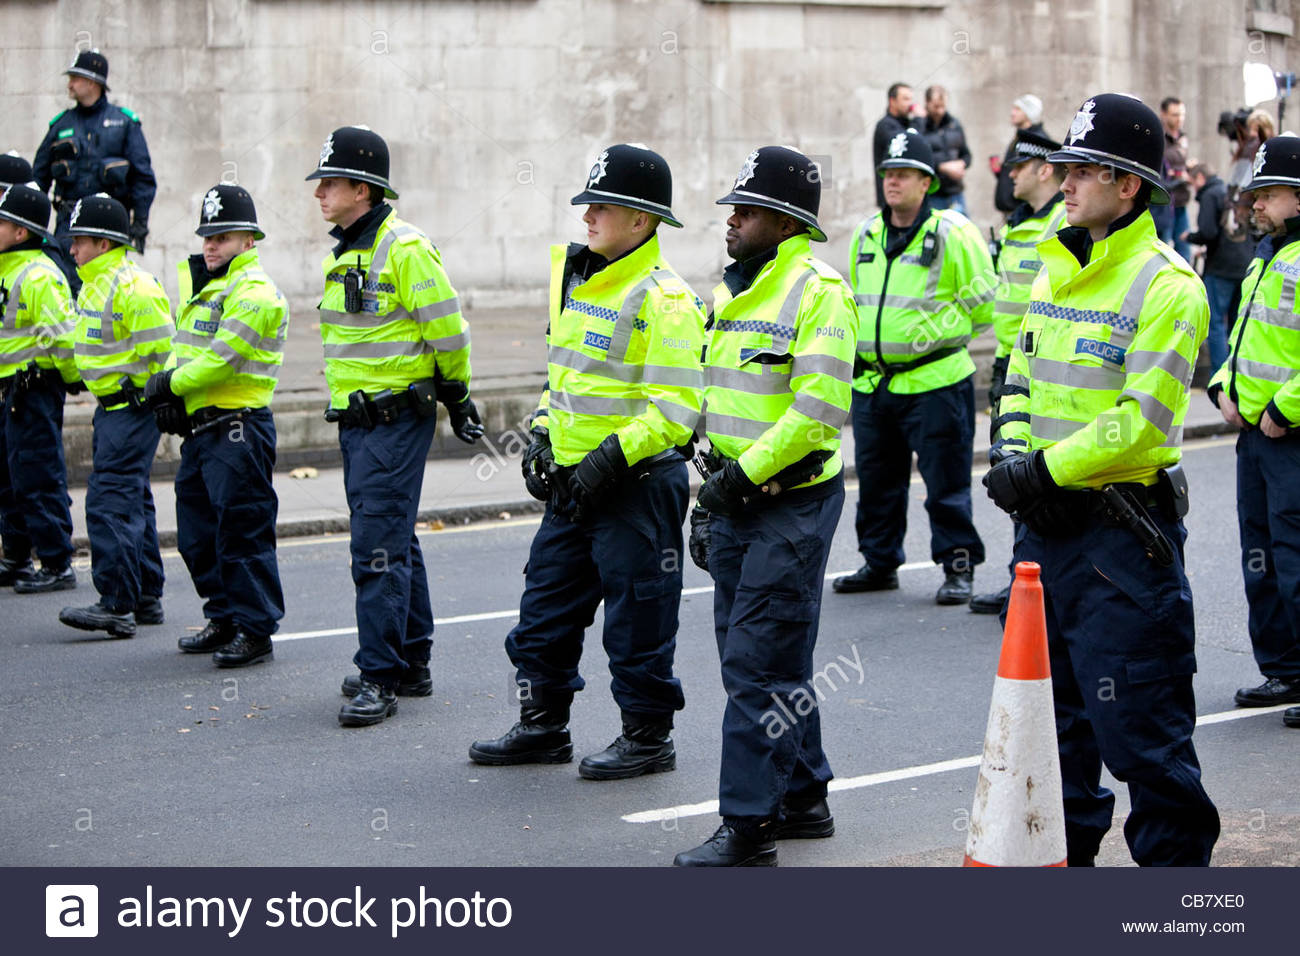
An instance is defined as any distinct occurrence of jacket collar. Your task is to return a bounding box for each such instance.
[567,232,660,291]
[329,203,392,258]
[1054,205,1148,269]
[186,247,259,297]
[1008,192,1064,229]
[76,244,129,285]
[74,95,108,117]
[720,233,812,298]
[1256,215,1300,260]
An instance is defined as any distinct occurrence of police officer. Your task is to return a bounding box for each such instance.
[834,129,995,605]
[469,144,705,777]
[674,147,858,866]
[1,152,80,297]
[984,93,1220,865]
[0,184,80,592]
[970,130,1067,615]
[308,126,481,727]
[1208,136,1300,720]
[32,50,156,255]
[58,195,171,638]
[145,184,287,668]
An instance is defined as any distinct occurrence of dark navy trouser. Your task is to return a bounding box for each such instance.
[86,404,164,609]
[175,408,283,637]
[1236,427,1300,681]
[505,460,689,718]
[709,476,844,821]
[1009,513,1220,866]
[339,413,436,688]
[0,383,74,568]
[851,375,984,573]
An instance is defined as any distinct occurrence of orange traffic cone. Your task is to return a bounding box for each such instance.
[963,561,1067,867]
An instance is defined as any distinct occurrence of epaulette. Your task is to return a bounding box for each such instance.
[119,106,141,122]
[48,110,69,126]
[807,257,843,281]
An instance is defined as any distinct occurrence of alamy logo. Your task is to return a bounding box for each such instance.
[46,885,98,938]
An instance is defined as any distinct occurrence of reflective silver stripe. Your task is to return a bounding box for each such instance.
[1,263,38,325]
[1004,371,1031,391]
[1252,304,1300,331]
[80,358,152,379]
[211,337,282,378]
[701,411,770,440]
[792,391,847,428]
[1002,237,1040,248]
[75,322,172,357]
[318,307,411,330]
[994,298,1028,315]
[425,330,469,352]
[1235,357,1296,384]
[172,329,209,349]
[549,389,645,417]
[1116,252,1168,338]
[1029,356,1125,391]
[925,216,955,299]
[322,339,426,360]
[707,365,790,395]
[773,269,815,351]
[958,286,997,310]
[877,335,969,355]
[0,346,42,364]
[1123,388,1176,435]
[650,395,699,428]
[1005,272,1037,285]
[1126,348,1193,384]
[607,276,656,363]
[221,315,286,352]
[412,297,461,324]
[854,293,928,310]
[1031,413,1084,441]
[367,229,403,285]
[791,352,853,382]
[1162,425,1183,447]
[1279,266,1298,314]
[547,345,700,388]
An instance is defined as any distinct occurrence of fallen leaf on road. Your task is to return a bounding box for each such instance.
[428,519,445,530]
[498,511,511,520]
[177,728,191,734]
[289,467,319,479]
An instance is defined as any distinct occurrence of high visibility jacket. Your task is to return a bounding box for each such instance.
[998,211,1207,488]
[849,206,996,394]
[0,247,78,383]
[73,246,172,408]
[318,209,470,409]
[532,235,705,467]
[168,248,287,414]
[703,234,858,487]
[992,198,1067,358]
[1208,228,1300,426]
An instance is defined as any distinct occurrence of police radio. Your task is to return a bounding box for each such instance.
[919,231,938,267]
[343,255,364,314]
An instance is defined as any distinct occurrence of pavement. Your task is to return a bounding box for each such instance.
[66,376,1235,549]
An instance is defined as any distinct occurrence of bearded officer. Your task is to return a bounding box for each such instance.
[58,195,171,638]
[469,144,705,778]
[834,128,995,606]
[674,147,858,866]
[308,126,481,727]
[0,184,80,592]
[145,184,287,668]
[984,94,1220,865]
[1208,136,1300,722]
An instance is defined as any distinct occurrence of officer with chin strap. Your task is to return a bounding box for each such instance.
[31,50,155,259]
[0,184,81,593]
[144,184,287,669]
[57,195,171,639]
[308,126,481,728]
[984,93,1220,866]
[0,152,79,293]
[469,144,705,779]
[674,147,858,867]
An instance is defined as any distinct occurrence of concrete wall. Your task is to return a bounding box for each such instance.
[3,0,1295,307]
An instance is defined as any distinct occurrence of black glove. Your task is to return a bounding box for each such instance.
[988,354,1009,413]
[688,506,712,572]
[153,397,190,437]
[983,449,1056,516]
[521,428,554,501]
[129,218,148,253]
[570,434,628,519]
[143,369,174,408]
[63,379,86,395]
[697,458,759,517]
[445,397,483,443]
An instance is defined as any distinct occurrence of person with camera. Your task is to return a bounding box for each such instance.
[469,144,705,779]
[31,50,155,261]
[57,194,171,639]
[308,126,481,727]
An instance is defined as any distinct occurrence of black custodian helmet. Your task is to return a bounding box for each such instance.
[570,143,682,228]
[66,193,131,245]
[196,184,265,239]
[1048,93,1169,204]
[716,145,826,241]
[65,49,110,89]
[306,125,398,199]
[0,184,55,240]
[1245,135,1300,192]
[877,127,940,194]
[0,151,33,187]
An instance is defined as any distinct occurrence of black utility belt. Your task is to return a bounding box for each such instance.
[861,346,962,379]
[97,383,145,410]
[190,405,256,434]
[325,378,438,429]
[1,365,63,393]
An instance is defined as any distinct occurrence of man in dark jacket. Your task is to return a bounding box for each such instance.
[993,94,1046,215]
[872,83,913,209]
[1185,162,1256,373]
[921,86,972,215]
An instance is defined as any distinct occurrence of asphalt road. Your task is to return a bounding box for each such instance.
[2,435,1297,867]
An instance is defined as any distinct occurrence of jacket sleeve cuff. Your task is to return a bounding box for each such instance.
[1206,383,1222,409]
[1265,399,1292,429]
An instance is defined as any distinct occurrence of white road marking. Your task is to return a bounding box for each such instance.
[620,704,1296,824]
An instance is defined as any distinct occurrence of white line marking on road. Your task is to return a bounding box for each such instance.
[620,704,1294,824]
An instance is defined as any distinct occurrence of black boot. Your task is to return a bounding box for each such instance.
[0,557,35,587]
[178,619,237,653]
[341,664,432,698]
[773,795,835,839]
[674,821,777,867]
[339,678,398,727]
[832,564,898,593]
[135,596,165,625]
[469,705,573,765]
[14,564,76,593]
[213,631,273,668]
[936,569,974,605]
[58,601,137,639]
[578,716,675,780]
[1283,706,1300,728]
[969,584,1010,615]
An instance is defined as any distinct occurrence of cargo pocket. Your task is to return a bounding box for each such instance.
[1125,650,1197,685]
[633,573,673,603]
[360,495,412,560]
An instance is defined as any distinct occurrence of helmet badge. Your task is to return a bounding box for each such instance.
[888,132,908,158]
[70,199,82,226]
[319,133,335,168]
[588,149,609,188]
[734,150,759,188]
[203,188,222,221]
[1068,100,1096,145]
[1254,144,1268,179]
